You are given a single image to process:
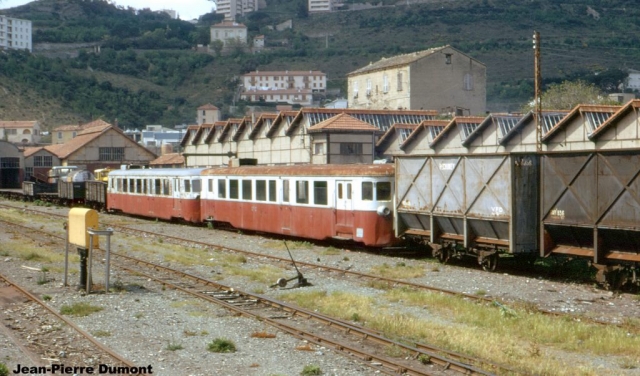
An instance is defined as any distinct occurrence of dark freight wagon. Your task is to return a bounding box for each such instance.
[395,154,538,270]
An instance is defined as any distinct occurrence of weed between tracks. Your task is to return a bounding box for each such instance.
[278,289,640,375]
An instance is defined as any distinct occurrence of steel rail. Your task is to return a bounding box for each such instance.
[0,214,512,375]
[0,273,137,368]
[109,253,494,376]
[0,203,631,330]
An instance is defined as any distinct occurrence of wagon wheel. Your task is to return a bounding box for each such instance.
[480,253,499,272]
[436,246,451,264]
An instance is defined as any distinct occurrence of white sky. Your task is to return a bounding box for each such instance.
[0,0,216,20]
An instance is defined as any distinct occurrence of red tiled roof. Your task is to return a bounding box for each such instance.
[243,70,325,77]
[212,21,246,28]
[308,113,381,133]
[150,153,184,166]
[0,120,38,129]
[198,103,219,110]
[23,146,44,158]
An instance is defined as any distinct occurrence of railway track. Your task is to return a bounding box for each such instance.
[0,272,138,372]
[0,201,634,332]
[0,206,522,375]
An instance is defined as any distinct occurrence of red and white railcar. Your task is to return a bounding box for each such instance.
[107,168,205,222]
[200,164,395,246]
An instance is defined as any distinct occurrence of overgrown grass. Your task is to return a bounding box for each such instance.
[223,264,283,284]
[207,338,236,353]
[92,330,111,337]
[278,289,640,375]
[369,262,425,279]
[60,302,103,317]
[300,364,322,376]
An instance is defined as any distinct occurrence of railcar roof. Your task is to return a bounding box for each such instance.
[108,168,206,177]
[202,164,394,177]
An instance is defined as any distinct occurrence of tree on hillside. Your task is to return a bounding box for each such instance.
[526,80,615,111]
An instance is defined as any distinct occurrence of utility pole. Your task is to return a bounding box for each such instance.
[533,31,542,152]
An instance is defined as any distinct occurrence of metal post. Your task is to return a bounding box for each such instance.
[105,230,111,292]
[64,222,69,287]
[87,234,93,293]
[533,31,542,152]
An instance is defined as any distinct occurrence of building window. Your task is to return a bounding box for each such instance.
[366,79,372,96]
[72,131,76,138]
[7,129,17,135]
[34,155,52,167]
[445,53,452,64]
[463,73,474,91]
[340,143,362,155]
[383,74,389,93]
[314,143,325,155]
[397,72,403,91]
[25,167,33,180]
[353,81,358,97]
[99,147,125,161]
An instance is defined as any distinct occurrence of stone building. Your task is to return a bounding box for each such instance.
[347,45,486,115]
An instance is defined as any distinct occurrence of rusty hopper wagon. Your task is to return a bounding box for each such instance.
[393,114,542,271]
[539,103,640,287]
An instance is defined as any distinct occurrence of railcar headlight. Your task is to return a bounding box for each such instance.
[377,205,391,217]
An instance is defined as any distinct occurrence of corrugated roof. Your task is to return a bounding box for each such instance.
[249,113,278,140]
[588,99,640,140]
[308,113,381,133]
[348,46,450,76]
[202,163,394,177]
[402,120,450,150]
[542,104,621,142]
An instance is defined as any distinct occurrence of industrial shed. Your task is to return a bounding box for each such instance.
[0,140,24,188]
[44,122,156,172]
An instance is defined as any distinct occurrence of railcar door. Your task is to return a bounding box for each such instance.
[335,180,354,237]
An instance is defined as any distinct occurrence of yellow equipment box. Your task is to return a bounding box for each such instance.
[68,208,99,248]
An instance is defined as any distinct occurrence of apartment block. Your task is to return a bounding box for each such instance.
[0,15,32,52]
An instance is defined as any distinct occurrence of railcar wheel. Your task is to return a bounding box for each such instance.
[480,253,498,272]
[435,246,451,264]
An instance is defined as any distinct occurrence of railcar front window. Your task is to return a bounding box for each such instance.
[268,180,276,202]
[242,179,252,200]
[314,181,327,205]
[296,180,308,204]
[362,182,373,201]
[377,182,392,201]
[230,179,239,199]
[218,179,226,198]
[256,180,267,201]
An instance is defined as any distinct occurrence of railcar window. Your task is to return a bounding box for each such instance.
[230,179,239,199]
[242,180,252,200]
[268,180,276,202]
[338,184,342,199]
[118,179,123,192]
[135,179,141,193]
[143,179,148,194]
[362,182,373,201]
[124,179,129,193]
[163,180,171,195]
[193,179,201,193]
[314,181,328,205]
[347,183,352,200]
[256,180,267,201]
[283,180,290,202]
[377,182,392,200]
[155,179,161,195]
[296,180,309,204]
[185,180,191,193]
[218,179,226,198]
[208,179,213,193]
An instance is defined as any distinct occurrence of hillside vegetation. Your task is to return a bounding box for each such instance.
[0,0,637,130]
